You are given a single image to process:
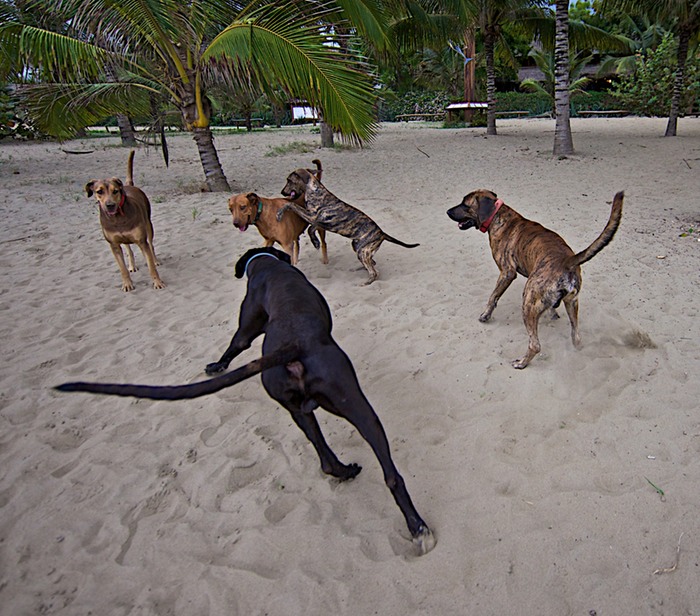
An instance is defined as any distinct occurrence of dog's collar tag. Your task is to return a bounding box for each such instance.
[253,201,263,223]
[244,253,279,277]
[479,199,503,233]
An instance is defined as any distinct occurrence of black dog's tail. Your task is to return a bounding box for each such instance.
[54,346,300,401]
[567,191,623,268]
[382,232,420,249]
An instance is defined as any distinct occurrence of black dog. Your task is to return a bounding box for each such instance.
[56,247,435,554]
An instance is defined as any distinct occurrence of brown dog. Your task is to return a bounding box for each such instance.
[447,190,623,368]
[278,169,419,284]
[228,193,328,265]
[85,150,164,292]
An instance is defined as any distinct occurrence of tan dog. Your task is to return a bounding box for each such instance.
[85,150,164,292]
[228,193,328,265]
[447,190,623,368]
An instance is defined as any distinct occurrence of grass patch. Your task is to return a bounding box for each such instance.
[265,140,317,157]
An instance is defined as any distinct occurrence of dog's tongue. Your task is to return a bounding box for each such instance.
[239,224,248,232]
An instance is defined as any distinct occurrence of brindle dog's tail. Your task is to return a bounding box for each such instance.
[567,191,623,268]
[55,345,300,401]
[125,149,135,187]
[382,233,420,249]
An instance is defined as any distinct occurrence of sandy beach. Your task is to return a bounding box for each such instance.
[1,116,699,615]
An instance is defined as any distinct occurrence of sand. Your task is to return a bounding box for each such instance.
[1,117,699,615]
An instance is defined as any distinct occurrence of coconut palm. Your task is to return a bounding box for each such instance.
[520,48,593,115]
[0,0,380,191]
[602,0,700,136]
[469,0,549,135]
[552,0,574,155]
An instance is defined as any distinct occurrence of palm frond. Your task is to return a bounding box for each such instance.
[19,81,154,138]
[0,22,116,81]
[204,6,378,143]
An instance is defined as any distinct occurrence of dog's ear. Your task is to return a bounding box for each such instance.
[85,181,96,198]
[295,169,312,184]
[476,194,498,225]
[245,192,259,206]
[234,250,255,279]
[275,248,291,265]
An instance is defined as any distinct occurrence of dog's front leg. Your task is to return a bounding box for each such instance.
[109,243,135,292]
[306,226,321,250]
[205,303,267,375]
[277,202,316,226]
[480,269,516,322]
[205,333,251,375]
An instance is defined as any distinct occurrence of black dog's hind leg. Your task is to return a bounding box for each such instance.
[313,352,432,544]
[261,364,361,479]
[291,410,362,480]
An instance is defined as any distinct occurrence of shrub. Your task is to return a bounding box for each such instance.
[609,33,700,116]
[378,90,452,121]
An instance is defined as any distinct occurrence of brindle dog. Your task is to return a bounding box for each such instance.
[277,169,419,284]
[85,150,165,292]
[447,190,623,368]
[56,247,435,555]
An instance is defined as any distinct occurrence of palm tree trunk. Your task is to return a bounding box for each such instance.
[192,127,231,192]
[665,26,690,137]
[484,26,497,136]
[116,114,137,146]
[553,0,574,156]
[320,121,334,148]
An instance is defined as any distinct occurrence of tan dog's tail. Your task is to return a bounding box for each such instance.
[567,191,623,268]
[55,345,300,401]
[311,158,322,180]
[125,149,135,186]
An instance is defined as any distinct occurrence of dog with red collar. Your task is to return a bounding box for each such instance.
[447,189,623,368]
[85,150,165,292]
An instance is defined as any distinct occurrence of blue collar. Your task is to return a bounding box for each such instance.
[244,252,279,277]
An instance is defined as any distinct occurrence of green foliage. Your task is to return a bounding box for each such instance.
[492,91,553,115]
[378,90,451,121]
[609,33,700,116]
[0,82,46,139]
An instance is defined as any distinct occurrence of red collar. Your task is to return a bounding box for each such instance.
[479,199,503,233]
[116,192,126,215]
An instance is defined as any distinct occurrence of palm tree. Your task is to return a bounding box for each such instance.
[520,47,593,115]
[470,0,549,135]
[602,0,700,136]
[0,1,380,191]
[553,0,574,155]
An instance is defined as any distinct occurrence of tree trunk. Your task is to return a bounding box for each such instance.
[553,0,574,156]
[116,114,137,146]
[192,126,231,192]
[484,26,497,136]
[665,25,689,137]
[320,121,334,148]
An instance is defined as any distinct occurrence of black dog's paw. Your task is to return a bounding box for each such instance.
[337,463,362,481]
[276,209,285,222]
[205,362,226,375]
